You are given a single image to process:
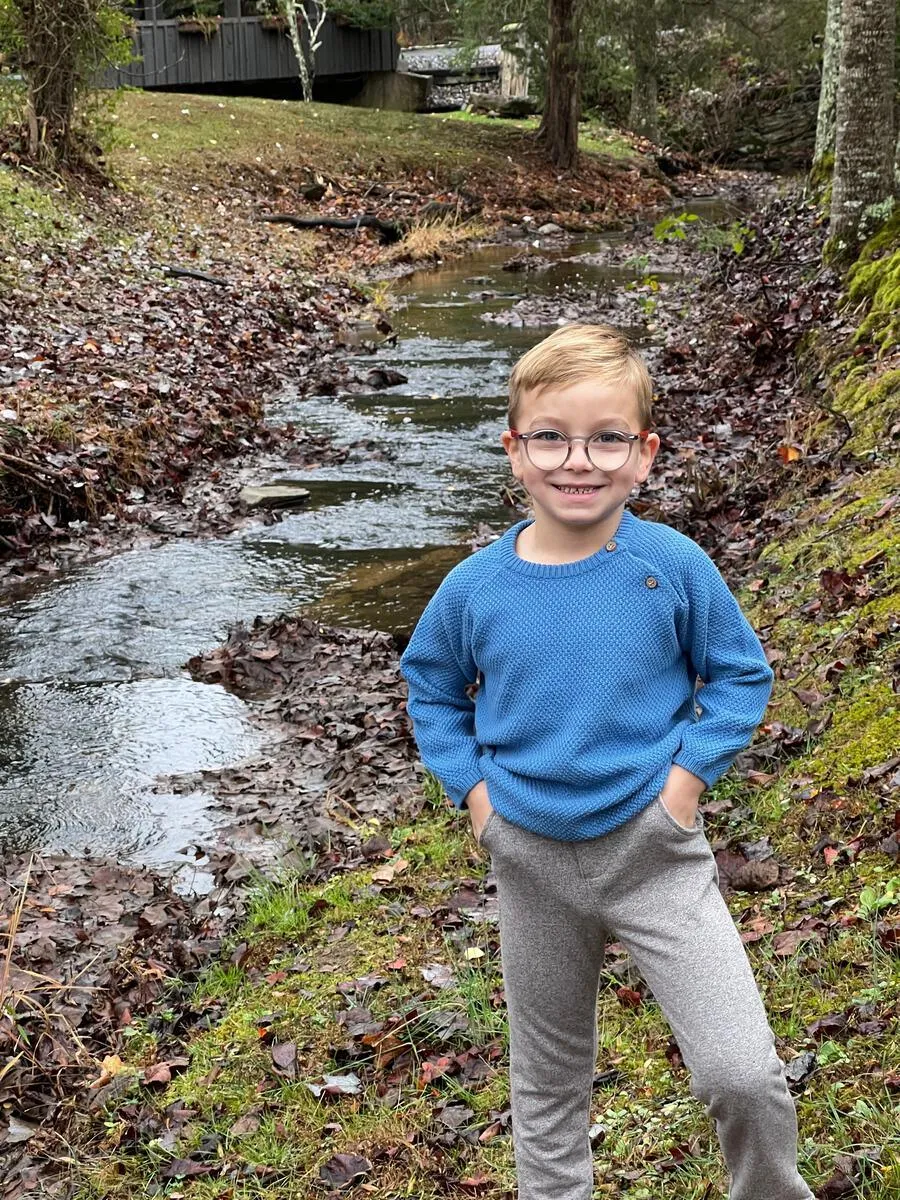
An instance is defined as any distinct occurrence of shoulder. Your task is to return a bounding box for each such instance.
[429,523,518,607]
[626,511,710,562]
[625,513,722,591]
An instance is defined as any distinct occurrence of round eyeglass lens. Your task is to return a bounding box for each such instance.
[524,433,570,471]
[586,432,632,470]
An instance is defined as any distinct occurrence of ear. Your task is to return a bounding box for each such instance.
[633,432,660,484]
[501,429,525,482]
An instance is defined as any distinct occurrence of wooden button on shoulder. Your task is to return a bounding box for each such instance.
[605,540,617,552]
[645,576,658,589]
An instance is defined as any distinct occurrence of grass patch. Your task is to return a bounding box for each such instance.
[110,93,641,188]
[429,112,635,160]
[74,784,900,1199]
[385,214,491,263]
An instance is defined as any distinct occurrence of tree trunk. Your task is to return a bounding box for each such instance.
[21,0,82,163]
[812,0,841,169]
[281,0,312,100]
[829,0,896,251]
[280,0,328,101]
[629,0,658,143]
[537,0,582,171]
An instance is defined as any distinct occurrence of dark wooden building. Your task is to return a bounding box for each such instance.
[105,1,399,92]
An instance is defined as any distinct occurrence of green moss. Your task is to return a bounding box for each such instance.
[803,672,900,786]
[845,214,900,354]
[750,465,899,652]
[0,168,78,249]
[833,367,900,454]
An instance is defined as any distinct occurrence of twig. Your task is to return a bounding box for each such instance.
[1,855,33,1011]
[162,265,228,287]
[261,213,405,245]
[0,450,68,481]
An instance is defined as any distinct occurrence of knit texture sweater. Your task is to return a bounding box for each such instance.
[400,510,774,841]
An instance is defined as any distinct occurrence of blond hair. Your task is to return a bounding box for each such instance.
[508,324,653,428]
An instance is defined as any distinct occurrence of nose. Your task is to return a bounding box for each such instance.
[564,438,594,470]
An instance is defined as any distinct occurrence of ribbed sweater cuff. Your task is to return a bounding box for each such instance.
[673,748,721,790]
[445,767,486,809]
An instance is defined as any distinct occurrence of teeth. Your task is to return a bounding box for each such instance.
[556,486,597,494]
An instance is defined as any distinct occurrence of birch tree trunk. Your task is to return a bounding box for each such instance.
[812,0,841,169]
[280,0,328,101]
[828,0,896,251]
[629,0,658,143]
[537,0,582,170]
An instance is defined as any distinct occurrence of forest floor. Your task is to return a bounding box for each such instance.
[2,95,899,1200]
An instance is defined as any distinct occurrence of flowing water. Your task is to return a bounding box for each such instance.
[0,206,741,865]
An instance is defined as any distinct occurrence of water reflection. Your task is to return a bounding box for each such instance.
[0,677,258,858]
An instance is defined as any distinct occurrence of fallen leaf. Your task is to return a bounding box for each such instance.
[306,1072,362,1098]
[271,1041,297,1077]
[731,858,780,891]
[89,1054,128,1088]
[319,1152,371,1188]
[4,1116,39,1144]
[421,962,455,989]
[143,1061,172,1086]
[772,929,816,957]
[159,1155,217,1179]
[228,1112,262,1137]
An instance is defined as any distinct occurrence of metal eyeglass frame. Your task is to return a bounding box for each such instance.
[509,428,651,471]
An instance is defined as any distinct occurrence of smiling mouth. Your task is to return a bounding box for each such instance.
[552,484,602,494]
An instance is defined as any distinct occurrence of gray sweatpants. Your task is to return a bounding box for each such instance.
[478,795,814,1200]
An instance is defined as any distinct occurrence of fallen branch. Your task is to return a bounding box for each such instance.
[0,452,76,508]
[261,213,405,245]
[0,451,68,482]
[162,265,229,287]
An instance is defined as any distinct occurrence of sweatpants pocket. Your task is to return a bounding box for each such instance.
[476,808,499,849]
[655,792,705,835]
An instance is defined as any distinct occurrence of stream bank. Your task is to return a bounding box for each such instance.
[1,91,677,581]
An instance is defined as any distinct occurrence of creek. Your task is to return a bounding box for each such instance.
[0,201,741,866]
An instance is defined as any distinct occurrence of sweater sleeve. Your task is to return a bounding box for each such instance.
[399,574,484,808]
[672,547,774,789]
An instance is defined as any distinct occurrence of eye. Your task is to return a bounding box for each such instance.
[530,429,567,443]
[590,430,629,446]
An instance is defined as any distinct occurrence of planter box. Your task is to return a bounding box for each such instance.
[177,17,221,35]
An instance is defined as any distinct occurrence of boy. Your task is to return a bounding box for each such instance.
[400,325,813,1200]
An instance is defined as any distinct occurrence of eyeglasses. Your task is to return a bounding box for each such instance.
[509,428,651,472]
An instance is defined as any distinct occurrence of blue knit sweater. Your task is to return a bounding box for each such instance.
[400,510,774,841]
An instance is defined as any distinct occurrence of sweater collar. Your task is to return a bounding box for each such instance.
[499,509,637,578]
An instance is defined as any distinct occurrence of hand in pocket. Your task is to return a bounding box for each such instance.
[659,763,706,829]
[465,780,493,843]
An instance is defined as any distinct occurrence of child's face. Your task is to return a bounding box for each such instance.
[501,377,660,536]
